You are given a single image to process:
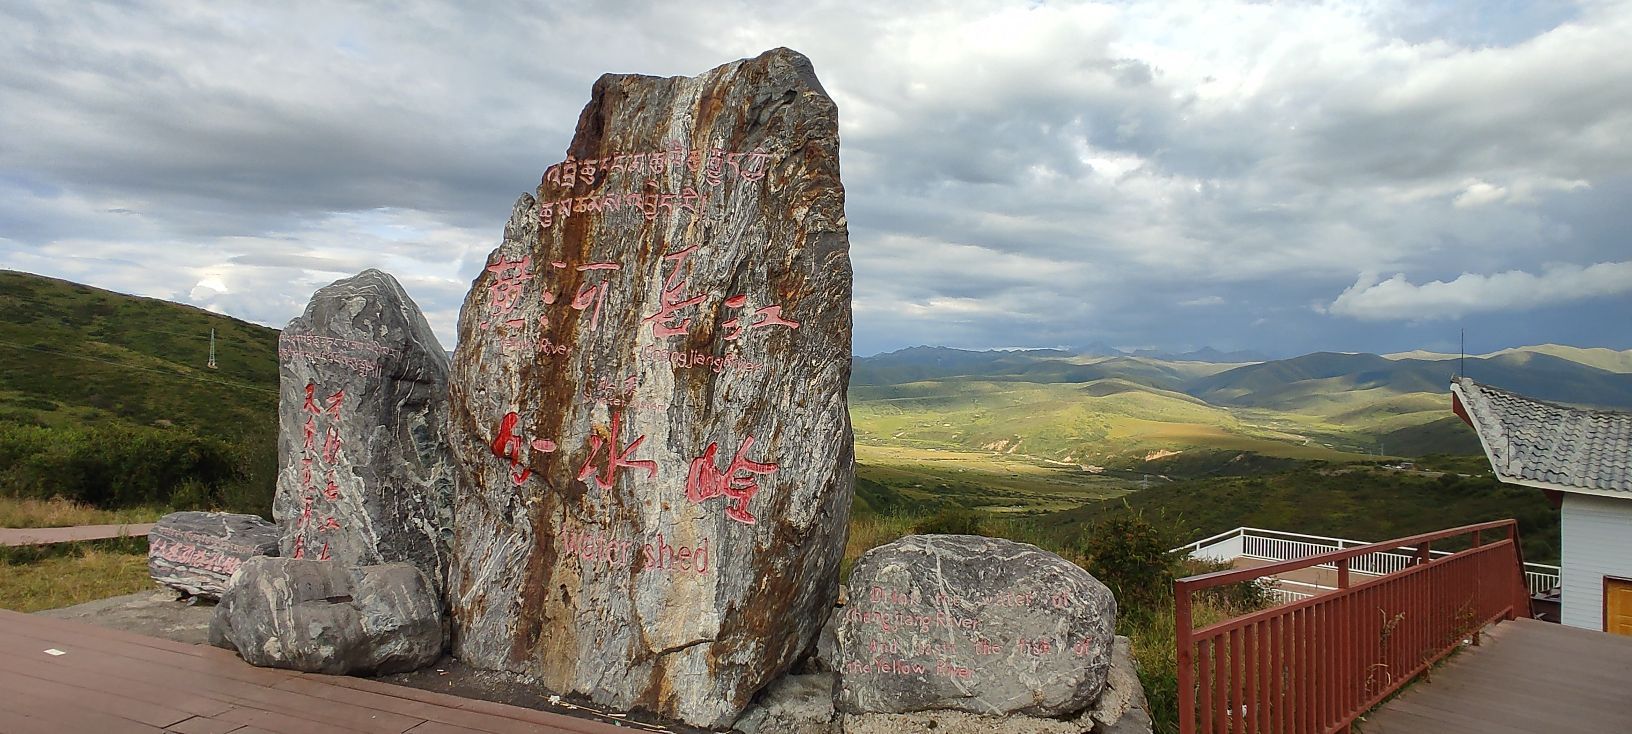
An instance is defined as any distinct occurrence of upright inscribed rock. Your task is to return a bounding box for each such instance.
[276,269,456,593]
[447,48,852,728]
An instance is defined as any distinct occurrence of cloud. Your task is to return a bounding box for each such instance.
[1453,177,1590,208]
[2,0,1631,355]
[1326,261,1632,321]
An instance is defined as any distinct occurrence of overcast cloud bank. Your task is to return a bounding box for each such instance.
[2,0,1629,357]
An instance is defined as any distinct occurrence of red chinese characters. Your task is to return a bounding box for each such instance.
[685,435,778,525]
[481,256,533,332]
[292,382,345,560]
[568,261,620,332]
[576,411,657,490]
[641,244,706,338]
[491,411,557,486]
[721,295,800,341]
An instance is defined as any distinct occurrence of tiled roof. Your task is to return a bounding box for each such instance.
[1452,377,1632,495]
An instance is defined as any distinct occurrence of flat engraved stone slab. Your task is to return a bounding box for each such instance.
[835,535,1117,717]
[448,47,853,728]
[148,511,279,599]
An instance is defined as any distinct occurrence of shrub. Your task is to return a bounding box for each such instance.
[912,506,987,536]
[1079,511,1182,616]
[0,422,241,507]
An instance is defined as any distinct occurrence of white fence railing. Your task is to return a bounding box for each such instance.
[1176,526,1561,598]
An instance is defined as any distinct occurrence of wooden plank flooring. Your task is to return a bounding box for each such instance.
[0,609,643,733]
[1363,617,1632,733]
[0,523,155,546]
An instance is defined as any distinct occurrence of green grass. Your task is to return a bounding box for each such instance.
[856,444,1130,515]
[0,537,153,612]
[850,378,1385,474]
[1037,466,1560,564]
[0,496,167,528]
[0,270,279,514]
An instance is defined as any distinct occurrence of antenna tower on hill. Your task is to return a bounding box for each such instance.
[207,328,218,370]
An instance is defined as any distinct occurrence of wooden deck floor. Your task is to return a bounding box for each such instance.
[0,608,643,733]
[0,523,155,546]
[1363,617,1632,733]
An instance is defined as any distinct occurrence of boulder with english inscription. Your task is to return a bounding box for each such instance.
[834,535,1117,718]
[447,47,853,728]
[147,511,279,599]
[275,269,456,595]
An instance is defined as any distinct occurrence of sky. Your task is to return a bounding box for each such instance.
[2,0,1630,358]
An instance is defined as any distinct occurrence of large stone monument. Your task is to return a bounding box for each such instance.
[275,269,456,593]
[447,48,853,728]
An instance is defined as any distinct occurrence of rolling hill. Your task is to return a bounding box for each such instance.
[850,342,1632,470]
[0,270,279,435]
[0,270,280,511]
[1189,351,1632,410]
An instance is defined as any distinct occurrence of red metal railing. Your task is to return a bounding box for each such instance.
[1174,519,1531,734]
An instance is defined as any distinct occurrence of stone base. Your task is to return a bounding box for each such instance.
[734,672,841,734]
[1085,636,1154,734]
[211,557,445,676]
[733,636,1151,734]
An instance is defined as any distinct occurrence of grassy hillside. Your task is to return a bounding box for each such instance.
[1035,466,1560,564]
[855,444,1130,515]
[0,271,278,433]
[0,271,279,513]
[853,347,1235,391]
[852,377,1387,473]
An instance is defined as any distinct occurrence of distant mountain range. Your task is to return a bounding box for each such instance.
[853,345,1632,410]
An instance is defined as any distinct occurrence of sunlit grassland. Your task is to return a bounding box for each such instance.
[850,378,1383,471]
[0,496,167,528]
[0,537,153,613]
[856,443,1131,514]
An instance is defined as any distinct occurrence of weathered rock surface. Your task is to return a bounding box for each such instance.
[36,590,217,645]
[841,710,1085,734]
[1085,636,1154,734]
[276,269,455,593]
[448,47,852,728]
[210,557,444,675]
[839,637,1151,734]
[732,672,840,734]
[834,535,1117,717]
[148,511,279,599]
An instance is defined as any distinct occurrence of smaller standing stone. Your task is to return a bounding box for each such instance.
[210,556,444,675]
[147,511,279,599]
[275,269,455,594]
[835,535,1117,717]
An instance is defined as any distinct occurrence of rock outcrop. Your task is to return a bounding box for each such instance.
[210,557,444,675]
[834,535,1118,717]
[447,47,853,728]
[275,269,456,594]
[147,511,279,599]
